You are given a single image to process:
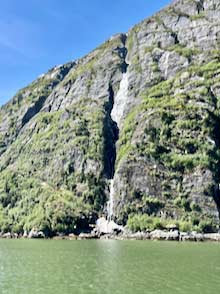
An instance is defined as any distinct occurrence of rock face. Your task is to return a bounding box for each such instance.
[0,0,220,235]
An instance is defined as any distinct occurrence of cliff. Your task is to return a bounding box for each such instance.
[0,0,220,235]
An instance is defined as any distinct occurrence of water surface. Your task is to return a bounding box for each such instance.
[0,240,219,293]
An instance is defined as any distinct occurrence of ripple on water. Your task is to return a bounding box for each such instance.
[0,240,220,294]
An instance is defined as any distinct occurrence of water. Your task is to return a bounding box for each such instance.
[111,72,129,128]
[107,180,114,222]
[107,72,129,225]
[0,240,220,294]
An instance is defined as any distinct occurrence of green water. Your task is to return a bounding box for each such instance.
[0,240,220,294]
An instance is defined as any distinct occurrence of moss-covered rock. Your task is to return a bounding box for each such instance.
[1,0,220,234]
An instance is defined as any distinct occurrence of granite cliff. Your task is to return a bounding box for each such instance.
[1,0,220,235]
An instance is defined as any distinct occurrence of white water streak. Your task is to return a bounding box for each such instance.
[106,72,129,224]
[111,72,129,128]
[107,180,114,222]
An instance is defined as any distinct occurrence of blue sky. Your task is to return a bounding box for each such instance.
[0,0,170,105]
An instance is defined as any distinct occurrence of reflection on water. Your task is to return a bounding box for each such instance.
[0,240,220,294]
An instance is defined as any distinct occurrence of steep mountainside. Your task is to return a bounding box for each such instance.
[1,0,220,235]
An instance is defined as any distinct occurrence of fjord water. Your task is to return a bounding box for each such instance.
[0,240,220,294]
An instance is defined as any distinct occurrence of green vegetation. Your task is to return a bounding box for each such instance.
[190,12,206,21]
[117,107,139,164]
[65,35,123,84]
[0,64,72,150]
[127,215,165,232]
[0,32,128,235]
[1,5,220,236]
[166,44,200,60]
[0,173,91,235]
[0,98,109,235]
[117,59,220,227]
[119,59,220,167]
[127,214,217,233]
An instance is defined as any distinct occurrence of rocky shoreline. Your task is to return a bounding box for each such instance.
[1,229,220,242]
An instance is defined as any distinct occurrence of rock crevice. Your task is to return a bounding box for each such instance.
[103,33,129,181]
[101,33,130,224]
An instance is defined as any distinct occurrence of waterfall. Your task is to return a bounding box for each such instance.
[107,180,114,222]
[96,58,129,234]
[111,72,129,128]
[106,72,129,223]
